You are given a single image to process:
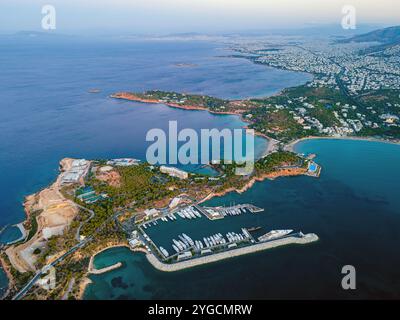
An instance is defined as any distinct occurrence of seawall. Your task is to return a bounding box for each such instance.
[146,233,319,272]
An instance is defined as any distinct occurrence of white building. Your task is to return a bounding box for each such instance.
[144,208,159,218]
[61,159,90,185]
[160,166,188,179]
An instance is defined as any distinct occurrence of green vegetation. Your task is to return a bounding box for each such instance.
[133,86,400,142]
[88,164,176,207]
[136,90,231,112]
[25,210,41,242]
[255,151,304,173]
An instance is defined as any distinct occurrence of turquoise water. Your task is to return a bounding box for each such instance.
[85,139,400,299]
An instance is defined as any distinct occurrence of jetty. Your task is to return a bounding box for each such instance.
[5,223,28,245]
[146,233,319,272]
[89,262,122,275]
[88,253,122,275]
[200,203,264,220]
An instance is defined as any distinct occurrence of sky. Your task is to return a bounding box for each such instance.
[0,0,399,35]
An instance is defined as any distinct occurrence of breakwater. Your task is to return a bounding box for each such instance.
[146,233,319,272]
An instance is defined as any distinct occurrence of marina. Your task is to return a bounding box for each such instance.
[138,203,265,230]
[124,202,317,268]
[145,233,319,272]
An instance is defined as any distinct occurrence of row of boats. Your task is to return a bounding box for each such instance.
[161,229,252,258]
[157,229,295,259]
[257,229,293,242]
[142,213,178,229]
[159,233,196,258]
[175,206,202,219]
[142,207,203,231]
[220,207,247,217]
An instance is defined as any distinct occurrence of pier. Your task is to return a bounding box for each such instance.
[88,262,122,274]
[146,233,319,272]
[200,203,264,220]
[4,223,28,245]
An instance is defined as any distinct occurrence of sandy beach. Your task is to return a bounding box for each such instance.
[284,135,400,153]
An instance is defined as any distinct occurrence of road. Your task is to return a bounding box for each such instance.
[12,209,121,300]
[74,203,95,242]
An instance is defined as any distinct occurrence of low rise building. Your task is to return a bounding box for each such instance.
[160,166,188,179]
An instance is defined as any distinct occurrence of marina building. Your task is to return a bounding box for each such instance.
[61,159,90,185]
[177,251,192,261]
[160,166,189,179]
[144,208,160,218]
[106,158,140,166]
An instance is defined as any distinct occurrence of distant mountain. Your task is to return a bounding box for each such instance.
[340,25,400,44]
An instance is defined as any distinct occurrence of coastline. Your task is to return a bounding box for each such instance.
[110,93,279,156]
[6,223,27,246]
[0,255,15,300]
[87,244,129,275]
[199,167,308,205]
[110,93,242,116]
[5,158,80,274]
[81,234,318,299]
[79,243,144,299]
[285,135,400,153]
[6,94,398,300]
[78,244,129,300]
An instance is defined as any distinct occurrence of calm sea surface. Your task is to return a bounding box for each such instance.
[0,35,311,296]
[85,139,400,299]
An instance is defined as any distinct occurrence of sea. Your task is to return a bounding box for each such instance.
[3,35,400,300]
[0,34,310,297]
[84,139,400,299]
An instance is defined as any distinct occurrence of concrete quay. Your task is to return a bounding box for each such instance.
[146,233,319,272]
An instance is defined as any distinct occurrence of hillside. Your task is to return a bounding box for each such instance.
[341,25,400,44]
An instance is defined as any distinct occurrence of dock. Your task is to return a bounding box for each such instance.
[146,233,319,272]
[200,203,264,220]
[89,262,122,274]
[5,223,28,245]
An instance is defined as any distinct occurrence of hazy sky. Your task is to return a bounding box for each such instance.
[0,0,399,34]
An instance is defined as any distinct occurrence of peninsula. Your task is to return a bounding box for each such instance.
[3,25,400,301]
[0,149,320,300]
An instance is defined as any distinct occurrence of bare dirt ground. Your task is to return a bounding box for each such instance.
[6,159,80,273]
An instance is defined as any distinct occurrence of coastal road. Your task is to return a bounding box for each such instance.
[12,210,121,300]
[74,203,95,242]
[12,238,91,300]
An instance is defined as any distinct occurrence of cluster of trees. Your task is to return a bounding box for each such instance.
[255,151,303,173]
[139,90,230,111]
